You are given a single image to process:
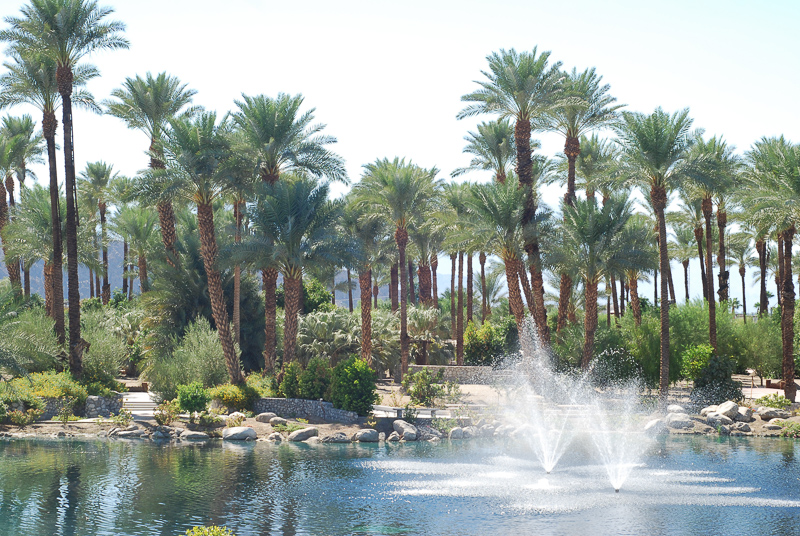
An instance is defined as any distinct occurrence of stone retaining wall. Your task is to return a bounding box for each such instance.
[6,394,123,420]
[408,365,513,385]
[253,398,359,424]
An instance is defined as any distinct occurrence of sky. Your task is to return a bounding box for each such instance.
[2,0,799,310]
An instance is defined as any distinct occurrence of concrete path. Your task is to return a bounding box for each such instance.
[122,391,157,417]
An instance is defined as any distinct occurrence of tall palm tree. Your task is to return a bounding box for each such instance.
[231,92,346,369]
[144,112,243,385]
[109,204,157,294]
[0,136,21,289]
[441,182,471,364]
[672,224,698,302]
[615,108,695,397]
[355,158,439,377]
[78,161,115,304]
[0,50,97,343]
[2,0,129,376]
[669,190,708,300]
[616,214,658,326]
[458,48,562,344]
[727,232,755,322]
[108,174,134,298]
[451,119,527,184]
[105,71,197,268]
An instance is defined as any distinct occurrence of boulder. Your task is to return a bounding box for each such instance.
[706,412,734,426]
[700,405,718,417]
[228,411,247,421]
[321,432,350,443]
[152,430,171,440]
[448,427,463,440]
[757,407,791,420]
[266,432,283,441]
[305,436,321,444]
[716,401,739,419]
[353,429,379,442]
[392,420,418,439]
[667,404,685,414]
[735,407,754,423]
[493,425,514,437]
[644,419,667,435]
[287,427,318,442]
[181,431,210,440]
[732,422,751,433]
[462,425,479,438]
[665,413,694,429]
[222,427,258,441]
[269,416,288,426]
[117,430,145,438]
[255,412,277,423]
[387,431,401,442]
[479,424,496,437]
[718,425,731,435]
[378,432,386,441]
[763,423,783,430]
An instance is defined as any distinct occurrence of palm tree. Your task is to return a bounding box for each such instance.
[355,158,439,377]
[451,119,526,183]
[672,224,698,302]
[727,232,755,322]
[105,72,197,268]
[0,50,97,343]
[108,174,135,298]
[230,92,346,369]
[458,48,562,344]
[669,190,708,300]
[145,112,243,385]
[238,177,350,365]
[78,161,115,304]
[615,108,695,397]
[2,0,129,377]
[0,136,20,289]
[616,214,659,325]
[109,204,157,294]
[441,182,471,364]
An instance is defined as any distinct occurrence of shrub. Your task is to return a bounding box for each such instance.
[153,399,180,426]
[110,409,133,427]
[83,380,124,398]
[245,374,278,398]
[8,408,43,426]
[208,383,259,412]
[297,309,359,367]
[0,402,5,422]
[2,371,88,407]
[589,347,643,388]
[298,357,332,400]
[57,398,75,425]
[681,344,714,381]
[197,410,224,427]
[402,368,444,407]
[186,526,235,536]
[4,308,59,373]
[329,356,378,416]
[81,309,128,387]
[176,382,211,414]
[690,354,743,407]
[755,393,792,409]
[464,322,502,366]
[779,422,800,438]
[225,413,245,427]
[279,362,303,399]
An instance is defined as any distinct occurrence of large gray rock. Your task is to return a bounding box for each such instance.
[269,416,288,426]
[117,430,145,438]
[757,407,791,420]
[732,422,751,433]
[462,425,479,438]
[493,424,514,437]
[266,432,283,441]
[353,429,379,442]
[666,413,694,429]
[763,423,783,430]
[393,419,418,440]
[448,427,463,440]
[287,427,318,442]
[387,431,401,442]
[706,412,734,426]
[181,431,210,440]
[700,405,719,417]
[255,412,277,423]
[321,432,350,443]
[667,404,685,414]
[735,406,754,422]
[644,418,667,435]
[717,401,739,419]
[223,427,257,441]
[479,424,496,437]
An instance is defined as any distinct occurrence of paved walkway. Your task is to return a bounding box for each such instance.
[122,391,157,417]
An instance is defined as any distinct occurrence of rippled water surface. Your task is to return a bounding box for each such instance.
[0,435,798,536]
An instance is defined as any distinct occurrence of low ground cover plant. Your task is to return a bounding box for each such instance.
[754,393,792,409]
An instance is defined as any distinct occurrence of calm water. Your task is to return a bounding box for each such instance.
[0,435,798,536]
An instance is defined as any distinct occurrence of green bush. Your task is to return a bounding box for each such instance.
[245,373,278,398]
[176,382,211,414]
[277,276,334,314]
[8,408,43,426]
[153,399,180,426]
[0,401,6,422]
[690,354,743,407]
[208,383,259,412]
[329,356,378,416]
[402,368,444,407]
[754,393,792,409]
[279,362,303,399]
[298,357,332,400]
[680,344,714,381]
[81,309,128,387]
[4,308,59,373]
[464,317,518,366]
[1,371,88,407]
[297,309,359,367]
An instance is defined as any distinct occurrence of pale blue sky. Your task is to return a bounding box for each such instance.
[4,0,798,309]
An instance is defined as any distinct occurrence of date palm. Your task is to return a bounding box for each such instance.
[0,50,97,343]
[451,119,529,184]
[78,161,115,304]
[109,204,157,294]
[355,158,439,377]
[615,108,696,397]
[672,224,698,302]
[458,48,562,344]
[616,214,659,325]
[105,72,197,268]
[727,232,755,322]
[0,136,21,289]
[669,190,708,300]
[2,0,129,376]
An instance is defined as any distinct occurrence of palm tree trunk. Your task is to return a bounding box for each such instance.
[456,251,464,365]
[629,275,642,326]
[100,205,110,304]
[359,269,372,365]
[694,227,708,300]
[331,275,336,306]
[504,256,525,331]
[582,280,598,369]
[418,262,433,306]
[529,247,550,344]
[390,262,399,312]
[262,268,278,372]
[667,262,676,304]
[0,182,15,290]
[717,210,728,302]
[450,254,456,338]
[197,202,243,384]
[44,112,65,344]
[652,186,671,398]
[23,263,30,298]
[782,228,796,402]
[373,274,379,308]
[431,256,439,309]
[466,254,473,323]
[756,240,767,317]
[606,282,611,328]
[95,255,101,300]
[778,235,784,307]
[479,252,487,321]
[555,136,580,338]
[397,228,410,378]
[44,262,53,317]
[233,200,243,345]
[557,274,571,334]
[3,175,21,290]
[347,268,354,313]
[702,198,717,353]
[653,269,658,306]
[619,274,625,315]
[683,260,690,302]
[611,275,620,319]
[137,254,149,292]
[89,267,94,298]
[740,266,747,324]
[518,258,535,318]
[283,271,302,364]
[122,239,128,299]
[408,259,416,305]
[150,140,180,268]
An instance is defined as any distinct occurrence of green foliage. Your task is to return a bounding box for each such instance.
[464,317,517,366]
[81,308,128,388]
[778,422,800,438]
[299,357,332,400]
[2,371,88,406]
[110,409,133,428]
[57,398,75,425]
[3,308,59,373]
[277,277,335,314]
[690,354,743,407]
[176,382,211,414]
[279,362,303,398]
[245,373,278,398]
[208,383,259,412]
[740,316,783,379]
[146,317,229,401]
[80,297,103,311]
[329,356,379,416]
[186,526,235,536]
[754,393,792,409]
[402,368,445,407]
[225,413,245,427]
[8,408,43,426]
[153,399,180,426]
[272,421,305,433]
[0,402,5,421]
[681,344,714,381]
[83,380,125,397]
[197,410,224,427]
[297,308,359,367]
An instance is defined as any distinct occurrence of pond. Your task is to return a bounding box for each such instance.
[0,436,798,536]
